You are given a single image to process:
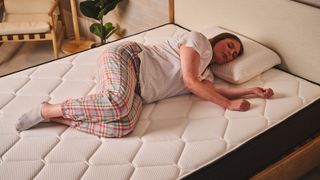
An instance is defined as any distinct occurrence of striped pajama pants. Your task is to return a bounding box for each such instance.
[61,42,143,138]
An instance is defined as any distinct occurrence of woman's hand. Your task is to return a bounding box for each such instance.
[227,99,251,111]
[252,87,274,99]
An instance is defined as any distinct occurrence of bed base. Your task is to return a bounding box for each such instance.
[252,134,320,180]
[183,99,320,179]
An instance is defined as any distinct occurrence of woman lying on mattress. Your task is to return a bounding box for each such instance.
[16,31,274,137]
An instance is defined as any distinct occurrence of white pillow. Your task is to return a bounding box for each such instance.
[200,26,281,84]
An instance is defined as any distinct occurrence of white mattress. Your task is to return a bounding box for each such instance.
[0,24,319,180]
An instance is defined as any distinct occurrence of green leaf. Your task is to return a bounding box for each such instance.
[104,22,118,40]
[80,0,122,19]
[79,1,101,20]
[104,22,114,33]
[97,8,107,20]
[105,27,117,40]
[102,0,122,16]
[90,23,107,39]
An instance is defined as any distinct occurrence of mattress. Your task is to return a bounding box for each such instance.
[0,24,319,180]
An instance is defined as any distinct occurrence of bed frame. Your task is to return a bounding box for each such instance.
[168,0,320,179]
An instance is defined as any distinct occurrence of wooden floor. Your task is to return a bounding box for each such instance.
[300,165,320,180]
[252,136,320,180]
[0,41,66,77]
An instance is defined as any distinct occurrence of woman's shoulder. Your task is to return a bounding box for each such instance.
[182,31,207,40]
[179,31,210,50]
[179,31,209,48]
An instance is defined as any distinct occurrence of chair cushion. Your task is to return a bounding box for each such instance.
[0,13,51,35]
[4,0,53,14]
[0,22,50,35]
[4,13,50,23]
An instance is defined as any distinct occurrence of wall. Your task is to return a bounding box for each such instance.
[61,0,170,42]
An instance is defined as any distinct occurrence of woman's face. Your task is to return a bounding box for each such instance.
[212,38,241,65]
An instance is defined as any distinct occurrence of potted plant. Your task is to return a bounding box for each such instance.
[79,0,122,45]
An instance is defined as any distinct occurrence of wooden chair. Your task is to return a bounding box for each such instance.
[0,0,65,59]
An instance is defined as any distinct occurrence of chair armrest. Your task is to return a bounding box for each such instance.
[0,1,4,23]
[48,0,60,17]
[48,0,60,28]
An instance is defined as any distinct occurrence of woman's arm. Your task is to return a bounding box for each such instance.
[180,46,250,111]
[202,80,274,99]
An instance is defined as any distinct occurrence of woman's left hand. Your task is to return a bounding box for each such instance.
[252,87,274,98]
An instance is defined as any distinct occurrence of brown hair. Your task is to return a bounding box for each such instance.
[209,32,244,56]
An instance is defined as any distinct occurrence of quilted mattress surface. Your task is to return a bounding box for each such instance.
[0,24,319,180]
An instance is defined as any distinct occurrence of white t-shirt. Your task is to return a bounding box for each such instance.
[137,31,213,103]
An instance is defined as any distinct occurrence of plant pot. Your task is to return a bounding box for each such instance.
[90,42,102,48]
